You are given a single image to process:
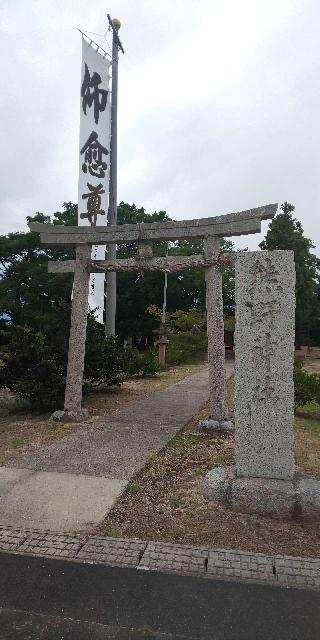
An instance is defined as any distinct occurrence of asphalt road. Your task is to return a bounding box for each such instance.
[0,552,319,640]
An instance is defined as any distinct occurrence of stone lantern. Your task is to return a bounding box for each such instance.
[153,322,170,366]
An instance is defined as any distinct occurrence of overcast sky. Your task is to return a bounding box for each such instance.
[0,0,319,254]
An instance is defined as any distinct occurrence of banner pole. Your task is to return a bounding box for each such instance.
[105,16,121,336]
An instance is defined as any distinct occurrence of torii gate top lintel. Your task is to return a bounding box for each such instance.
[28,203,277,246]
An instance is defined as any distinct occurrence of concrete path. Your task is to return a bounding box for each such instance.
[0,366,233,532]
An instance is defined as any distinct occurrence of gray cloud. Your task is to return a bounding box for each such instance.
[0,0,319,255]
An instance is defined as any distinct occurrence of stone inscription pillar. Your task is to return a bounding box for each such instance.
[64,244,91,417]
[204,236,227,422]
[235,251,295,480]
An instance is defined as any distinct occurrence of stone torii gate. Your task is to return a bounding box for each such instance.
[29,203,277,422]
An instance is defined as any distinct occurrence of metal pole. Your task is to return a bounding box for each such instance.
[105,17,121,336]
[162,247,168,324]
[162,270,168,324]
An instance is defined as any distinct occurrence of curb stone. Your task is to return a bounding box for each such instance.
[0,525,319,590]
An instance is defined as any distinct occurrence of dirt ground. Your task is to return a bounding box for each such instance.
[99,374,320,558]
[0,363,204,466]
[296,346,320,374]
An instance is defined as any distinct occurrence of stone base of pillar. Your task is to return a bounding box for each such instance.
[200,419,234,433]
[203,466,320,520]
[51,409,89,423]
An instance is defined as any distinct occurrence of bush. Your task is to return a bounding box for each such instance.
[164,309,206,332]
[146,306,206,333]
[166,332,207,365]
[124,348,160,377]
[293,360,320,407]
[0,319,129,410]
[224,315,235,331]
[84,319,126,387]
[0,327,66,410]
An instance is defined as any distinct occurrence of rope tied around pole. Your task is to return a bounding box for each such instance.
[88,253,234,274]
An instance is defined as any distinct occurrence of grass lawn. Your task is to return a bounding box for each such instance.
[99,376,320,558]
[0,363,205,466]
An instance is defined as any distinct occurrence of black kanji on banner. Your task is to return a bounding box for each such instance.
[81,63,108,124]
[80,182,105,226]
[81,131,108,178]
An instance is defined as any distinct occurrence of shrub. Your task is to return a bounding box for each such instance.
[124,348,160,377]
[0,318,129,410]
[224,315,235,331]
[166,332,207,365]
[0,326,66,410]
[164,309,206,332]
[84,319,126,387]
[293,360,320,407]
[146,306,206,332]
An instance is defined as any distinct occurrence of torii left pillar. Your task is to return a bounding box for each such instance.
[52,244,91,422]
[203,237,233,431]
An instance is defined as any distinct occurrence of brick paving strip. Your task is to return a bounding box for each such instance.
[0,525,319,591]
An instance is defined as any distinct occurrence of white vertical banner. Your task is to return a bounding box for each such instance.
[78,38,111,323]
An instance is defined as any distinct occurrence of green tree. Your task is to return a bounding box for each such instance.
[0,203,76,341]
[115,202,172,339]
[259,202,320,346]
[0,203,127,409]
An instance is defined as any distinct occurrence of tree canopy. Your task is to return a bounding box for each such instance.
[0,203,76,346]
[3,200,318,347]
[115,202,235,338]
[0,202,128,409]
[0,201,236,344]
[259,202,320,345]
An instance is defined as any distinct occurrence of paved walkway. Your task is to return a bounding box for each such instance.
[0,366,233,532]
